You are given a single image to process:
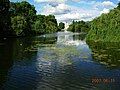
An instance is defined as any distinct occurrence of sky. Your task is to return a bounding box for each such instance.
[10,0,120,23]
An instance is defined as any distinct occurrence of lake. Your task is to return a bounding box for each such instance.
[0,31,120,90]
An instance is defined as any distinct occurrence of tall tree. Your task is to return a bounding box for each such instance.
[59,22,65,30]
[0,0,13,37]
[11,16,27,36]
[10,1,36,36]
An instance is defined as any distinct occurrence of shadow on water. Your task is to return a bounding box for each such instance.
[0,38,14,88]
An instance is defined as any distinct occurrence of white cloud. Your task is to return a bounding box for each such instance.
[100,8,110,14]
[34,0,67,6]
[94,1,116,10]
[56,10,99,22]
[41,4,71,15]
[40,3,100,22]
[34,0,66,3]
[37,0,117,23]
[102,1,115,7]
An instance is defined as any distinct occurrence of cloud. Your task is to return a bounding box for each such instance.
[100,8,110,14]
[56,13,89,22]
[94,1,116,10]
[40,3,100,22]
[34,0,67,6]
[102,1,115,7]
[56,10,99,22]
[41,4,71,15]
[34,0,66,3]
[37,0,117,23]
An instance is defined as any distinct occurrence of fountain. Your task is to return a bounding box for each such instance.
[64,22,69,32]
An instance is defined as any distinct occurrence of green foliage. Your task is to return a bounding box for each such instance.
[10,1,36,36]
[11,16,27,36]
[45,21,58,33]
[33,20,45,34]
[0,0,13,37]
[10,1,58,36]
[86,4,120,42]
[67,20,90,33]
[58,22,65,30]
[45,15,57,26]
[10,1,36,18]
[32,14,58,35]
[87,41,120,68]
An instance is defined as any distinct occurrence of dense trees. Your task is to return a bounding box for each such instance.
[0,1,59,37]
[10,1,59,36]
[86,2,120,42]
[58,22,65,30]
[0,0,13,37]
[67,20,90,33]
[32,14,58,35]
[11,16,27,36]
[3,1,120,41]
[10,1,36,36]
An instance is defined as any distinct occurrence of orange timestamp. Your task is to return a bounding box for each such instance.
[91,77,115,84]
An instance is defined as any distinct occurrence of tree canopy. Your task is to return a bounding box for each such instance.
[9,1,59,36]
[58,22,65,30]
[0,0,13,37]
[86,2,120,42]
[67,20,90,33]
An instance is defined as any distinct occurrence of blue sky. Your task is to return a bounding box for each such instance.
[10,0,120,23]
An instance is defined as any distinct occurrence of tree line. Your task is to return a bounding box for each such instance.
[67,20,90,33]
[1,0,120,42]
[0,0,12,37]
[67,2,120,42]
[0,1,65,37]
[86,2,120,42]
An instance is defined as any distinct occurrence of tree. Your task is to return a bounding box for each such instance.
[59,22,65,30]
[33,20,45,34]
[45,21,58,33]
[86,2,120,42]
[11,16,27,36]
[10,1,36,36]
[32,14,58,35]
[45,15,57,26]
[75,24,81,32]
[67,20,90,33]
[0,0,13,37]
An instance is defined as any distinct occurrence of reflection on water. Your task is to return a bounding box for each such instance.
[0,32,120,90]
[87,41,120,69]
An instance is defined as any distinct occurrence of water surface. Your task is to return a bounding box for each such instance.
[0,32,120,90]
